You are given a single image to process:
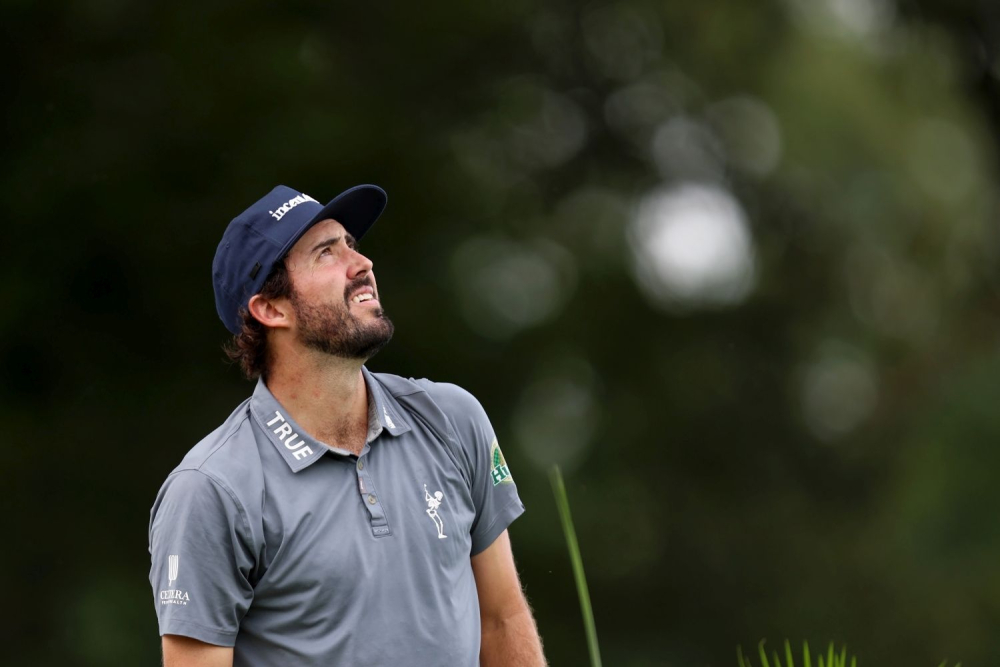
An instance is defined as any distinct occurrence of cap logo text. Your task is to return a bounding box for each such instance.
[269,193,317,221]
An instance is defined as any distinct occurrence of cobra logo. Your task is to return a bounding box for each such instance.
[160,554,190,605]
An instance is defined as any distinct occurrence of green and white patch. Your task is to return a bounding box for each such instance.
[489,439,512,486]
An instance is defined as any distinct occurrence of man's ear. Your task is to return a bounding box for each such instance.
[248,294,293,330]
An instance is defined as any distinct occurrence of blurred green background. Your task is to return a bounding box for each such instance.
[5,0,1000,664]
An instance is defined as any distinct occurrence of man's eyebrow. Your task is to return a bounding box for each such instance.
[310,236,342,253]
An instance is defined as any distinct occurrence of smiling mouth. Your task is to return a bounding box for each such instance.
[351,293,376,304]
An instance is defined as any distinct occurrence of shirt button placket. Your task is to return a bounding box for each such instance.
[356,456,390,537]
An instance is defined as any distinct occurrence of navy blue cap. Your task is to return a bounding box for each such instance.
[213,184,387,334]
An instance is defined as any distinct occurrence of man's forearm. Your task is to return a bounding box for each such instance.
[480,606,546,667]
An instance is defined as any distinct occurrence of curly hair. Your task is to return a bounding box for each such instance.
[224,259,293,380]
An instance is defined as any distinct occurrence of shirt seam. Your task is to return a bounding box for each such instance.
[181,411,249,471]
[167,468,255,557]
[399,406,472,490]
[368,371,428,400]
[384,385,426,398]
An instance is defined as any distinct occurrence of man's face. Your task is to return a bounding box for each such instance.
[283,218,394,360]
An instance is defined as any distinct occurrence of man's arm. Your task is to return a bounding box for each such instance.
[162,635,233,667]
[149,471,255,656]
[472,530,546,667]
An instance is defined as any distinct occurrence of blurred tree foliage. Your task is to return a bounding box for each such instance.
[4,0,1000,665]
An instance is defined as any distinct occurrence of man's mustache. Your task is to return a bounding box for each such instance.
[344,276,376,302]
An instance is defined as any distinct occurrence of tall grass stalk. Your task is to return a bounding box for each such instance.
[549,465,602,667]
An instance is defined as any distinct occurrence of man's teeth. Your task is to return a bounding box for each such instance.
[352,293,373,304]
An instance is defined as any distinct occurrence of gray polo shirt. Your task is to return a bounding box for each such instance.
[148,368,524,667]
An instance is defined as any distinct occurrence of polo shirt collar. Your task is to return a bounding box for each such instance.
[249,368,410,473]
[362,366,411,438]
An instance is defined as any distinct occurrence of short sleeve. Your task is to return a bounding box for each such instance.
[433,383,525,555]
[148,469,256,646]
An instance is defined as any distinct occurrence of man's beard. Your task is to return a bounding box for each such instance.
[290,282,394,361]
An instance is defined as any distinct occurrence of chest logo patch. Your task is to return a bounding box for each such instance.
[490,439,512,486]
[424,484,448,539]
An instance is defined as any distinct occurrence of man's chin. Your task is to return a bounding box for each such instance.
[343,317,395,360]
[352,326,394,360]
[293,298,394,361]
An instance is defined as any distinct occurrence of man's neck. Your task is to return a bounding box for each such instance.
[264,348,370,455]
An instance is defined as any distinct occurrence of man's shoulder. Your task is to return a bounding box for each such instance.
[370,371,485,416]
[167,396,261,495]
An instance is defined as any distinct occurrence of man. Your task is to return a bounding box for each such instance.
[148,184,546,667]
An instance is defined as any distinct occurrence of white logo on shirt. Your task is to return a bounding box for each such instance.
[267,411,315,461]
[160,554,190,605]
[424,485,447,539]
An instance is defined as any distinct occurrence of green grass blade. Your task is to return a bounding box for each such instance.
[803,641,812,667]
[826,643,834,667]
[785,639,794,667]
[758,639,771,667]
[737,645,749,667]
[850,657,856,667]
[549,466,602,667]
[838,645,846,667]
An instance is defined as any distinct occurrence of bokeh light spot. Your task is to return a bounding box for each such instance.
[513,355,600,473]
[451,237,577,339]
[651,117,726,182]
[628,184,756,308]
[908,117,977,204]
[581,3,663,82]
[800,343,879,441]
[707,96,783,177]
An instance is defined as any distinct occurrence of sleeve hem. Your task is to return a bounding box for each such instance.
[471,499,525,556]
[159,618,238,647]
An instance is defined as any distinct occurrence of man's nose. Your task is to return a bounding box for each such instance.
[347,249,374,278]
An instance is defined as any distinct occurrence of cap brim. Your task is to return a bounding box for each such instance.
[309,184,387,241]
[276,184,387,261]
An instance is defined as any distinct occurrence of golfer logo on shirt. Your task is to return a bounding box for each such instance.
[423,484,447,539]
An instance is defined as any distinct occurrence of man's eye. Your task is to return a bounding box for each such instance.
[320,247,331,256]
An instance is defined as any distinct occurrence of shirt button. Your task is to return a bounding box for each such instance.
[367,494,377,505]
[357,460,364,471]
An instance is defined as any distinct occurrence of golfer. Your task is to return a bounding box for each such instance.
[148,184,546,666]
